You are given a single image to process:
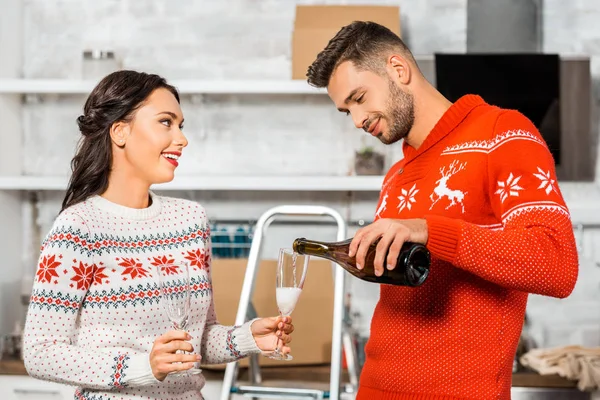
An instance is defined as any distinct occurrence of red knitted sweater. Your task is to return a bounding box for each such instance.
[357,95,578,400]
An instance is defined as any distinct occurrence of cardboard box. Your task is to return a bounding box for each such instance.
[206,258,335,369]
[292,5,402,80]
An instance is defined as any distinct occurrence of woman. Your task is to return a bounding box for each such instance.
[23,70,293,399]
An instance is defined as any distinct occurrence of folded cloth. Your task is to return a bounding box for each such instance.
[520,345,600,391]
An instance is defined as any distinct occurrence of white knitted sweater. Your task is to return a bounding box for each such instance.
[23,192,260,399]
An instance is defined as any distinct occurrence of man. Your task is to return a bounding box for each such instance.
[307,21,578,399]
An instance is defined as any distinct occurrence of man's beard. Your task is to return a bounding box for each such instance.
[378,80,415,145]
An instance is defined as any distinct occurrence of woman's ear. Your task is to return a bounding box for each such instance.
[110,122,129,148]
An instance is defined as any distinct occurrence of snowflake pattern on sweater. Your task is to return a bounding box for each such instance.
[23,193,261,400]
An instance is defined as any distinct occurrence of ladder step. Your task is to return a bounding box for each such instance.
[232,385,330,399]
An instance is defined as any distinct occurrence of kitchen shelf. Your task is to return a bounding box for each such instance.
[0,175,384,191]
[2,177,600,225]
[0,57,439,95]
[0,79,326,95]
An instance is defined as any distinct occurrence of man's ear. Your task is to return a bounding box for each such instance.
[388,54,412,85]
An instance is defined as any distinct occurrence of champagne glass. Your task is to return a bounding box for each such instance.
[157,260,202,376]
[265,248,309,361]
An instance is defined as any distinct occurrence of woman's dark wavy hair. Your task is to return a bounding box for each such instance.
[61,70,180,212]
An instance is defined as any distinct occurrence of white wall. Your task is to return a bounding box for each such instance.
[0,0,24,337]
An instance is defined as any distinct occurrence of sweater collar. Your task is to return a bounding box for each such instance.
[402,94,486,162]
[89,190,162,220]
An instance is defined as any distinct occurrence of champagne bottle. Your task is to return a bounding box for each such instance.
[292,237,430,287]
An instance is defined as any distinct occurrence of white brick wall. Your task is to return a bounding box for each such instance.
[20,0,467,177]
[6,1,600,383]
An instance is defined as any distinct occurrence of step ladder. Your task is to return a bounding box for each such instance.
[219,205,359,400]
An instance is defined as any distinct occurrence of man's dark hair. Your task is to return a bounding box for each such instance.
[306,21,416,88]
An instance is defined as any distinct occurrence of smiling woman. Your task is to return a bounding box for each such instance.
[61,71,186,211]
[22,70,295,400]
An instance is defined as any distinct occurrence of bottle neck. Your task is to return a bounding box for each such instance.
[293,238,330,257]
